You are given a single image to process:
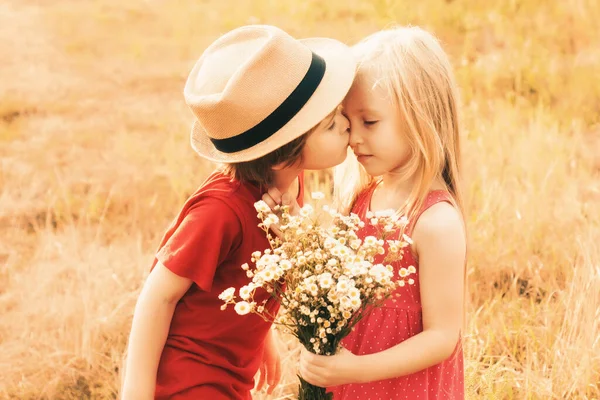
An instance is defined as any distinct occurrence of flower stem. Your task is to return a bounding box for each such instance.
[297,376,332,400]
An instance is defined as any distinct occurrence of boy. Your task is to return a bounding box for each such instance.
[121,25,356,399]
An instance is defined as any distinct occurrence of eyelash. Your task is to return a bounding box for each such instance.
[328,120,336,130]
[364,120,378,126]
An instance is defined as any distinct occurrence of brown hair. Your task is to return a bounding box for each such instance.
[222,106,339,186]
[222,128,311,187]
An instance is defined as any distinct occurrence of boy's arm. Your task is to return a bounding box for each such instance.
[121,197,241,398]
[121,261,192,399]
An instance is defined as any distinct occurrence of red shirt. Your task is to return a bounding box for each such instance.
[152,171,304,399]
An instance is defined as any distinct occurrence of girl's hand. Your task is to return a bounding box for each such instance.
[299,346,361,388]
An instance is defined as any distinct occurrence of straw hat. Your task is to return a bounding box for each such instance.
[184,25,356,163]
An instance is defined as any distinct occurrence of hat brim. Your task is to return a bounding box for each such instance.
[190,37,356,163]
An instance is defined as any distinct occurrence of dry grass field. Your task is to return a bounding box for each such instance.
[1,0,599,398]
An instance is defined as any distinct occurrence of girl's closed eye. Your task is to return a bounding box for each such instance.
[327,119,337,130]
[364,120,379,126]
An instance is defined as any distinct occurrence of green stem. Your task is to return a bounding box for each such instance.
[297,376,333,400]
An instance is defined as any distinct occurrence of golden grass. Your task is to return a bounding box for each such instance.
[1,0,599,398]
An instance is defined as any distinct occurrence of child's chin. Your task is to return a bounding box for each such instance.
[319,150,348,169]
[361,164,381,176]
[334,150,349,166]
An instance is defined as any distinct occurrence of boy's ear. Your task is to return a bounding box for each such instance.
[271,162,286,171]
[272,159,302,170]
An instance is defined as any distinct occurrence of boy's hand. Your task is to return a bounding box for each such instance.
[255,330,282,394]
[261,187,300,216]
[261,187,300,239]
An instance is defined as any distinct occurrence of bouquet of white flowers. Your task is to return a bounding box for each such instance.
[220,193,415,399]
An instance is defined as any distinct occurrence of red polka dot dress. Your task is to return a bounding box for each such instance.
[329,185,464,400]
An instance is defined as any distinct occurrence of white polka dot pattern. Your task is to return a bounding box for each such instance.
[328,188,465,399]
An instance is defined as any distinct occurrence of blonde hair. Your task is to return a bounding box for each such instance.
[334,26,463,221]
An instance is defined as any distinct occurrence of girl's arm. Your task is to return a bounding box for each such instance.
[359,202,466,381]
[121,261,192,400]
[299,202,466,387]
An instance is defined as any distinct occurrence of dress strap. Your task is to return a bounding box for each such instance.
[351,180,379,218]
[405,190,456,236]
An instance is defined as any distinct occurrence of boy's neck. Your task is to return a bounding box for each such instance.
[272,167,301,196]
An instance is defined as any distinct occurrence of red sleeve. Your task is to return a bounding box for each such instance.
[155,196,241,292]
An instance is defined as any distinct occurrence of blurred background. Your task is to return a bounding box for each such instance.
[1,0,599,398]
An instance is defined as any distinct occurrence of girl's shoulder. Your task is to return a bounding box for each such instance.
[416,200,463,235]
[411,193,465,257]
[407,189,457,224]
[413,190,462,231]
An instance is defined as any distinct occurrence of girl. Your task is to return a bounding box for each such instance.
[298,26,467,399]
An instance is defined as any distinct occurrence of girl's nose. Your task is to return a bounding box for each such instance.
[349,127,363,147]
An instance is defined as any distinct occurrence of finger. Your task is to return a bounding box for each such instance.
[313,354,330,369]
[300,349,319,374]
[261,193,278,212]
[275,355,282,384]
[255,364,266,391]
[299,363,323,388]
[301,347,321,366]
[289,199,301,216]
[267,357,282,394]
[271,358,281,391]
[266,359,276,389]
[269,224,283,239]
[281,192,292,206]
[267,358,280,387]
[300,346,311,360]
[267,187,283,205]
